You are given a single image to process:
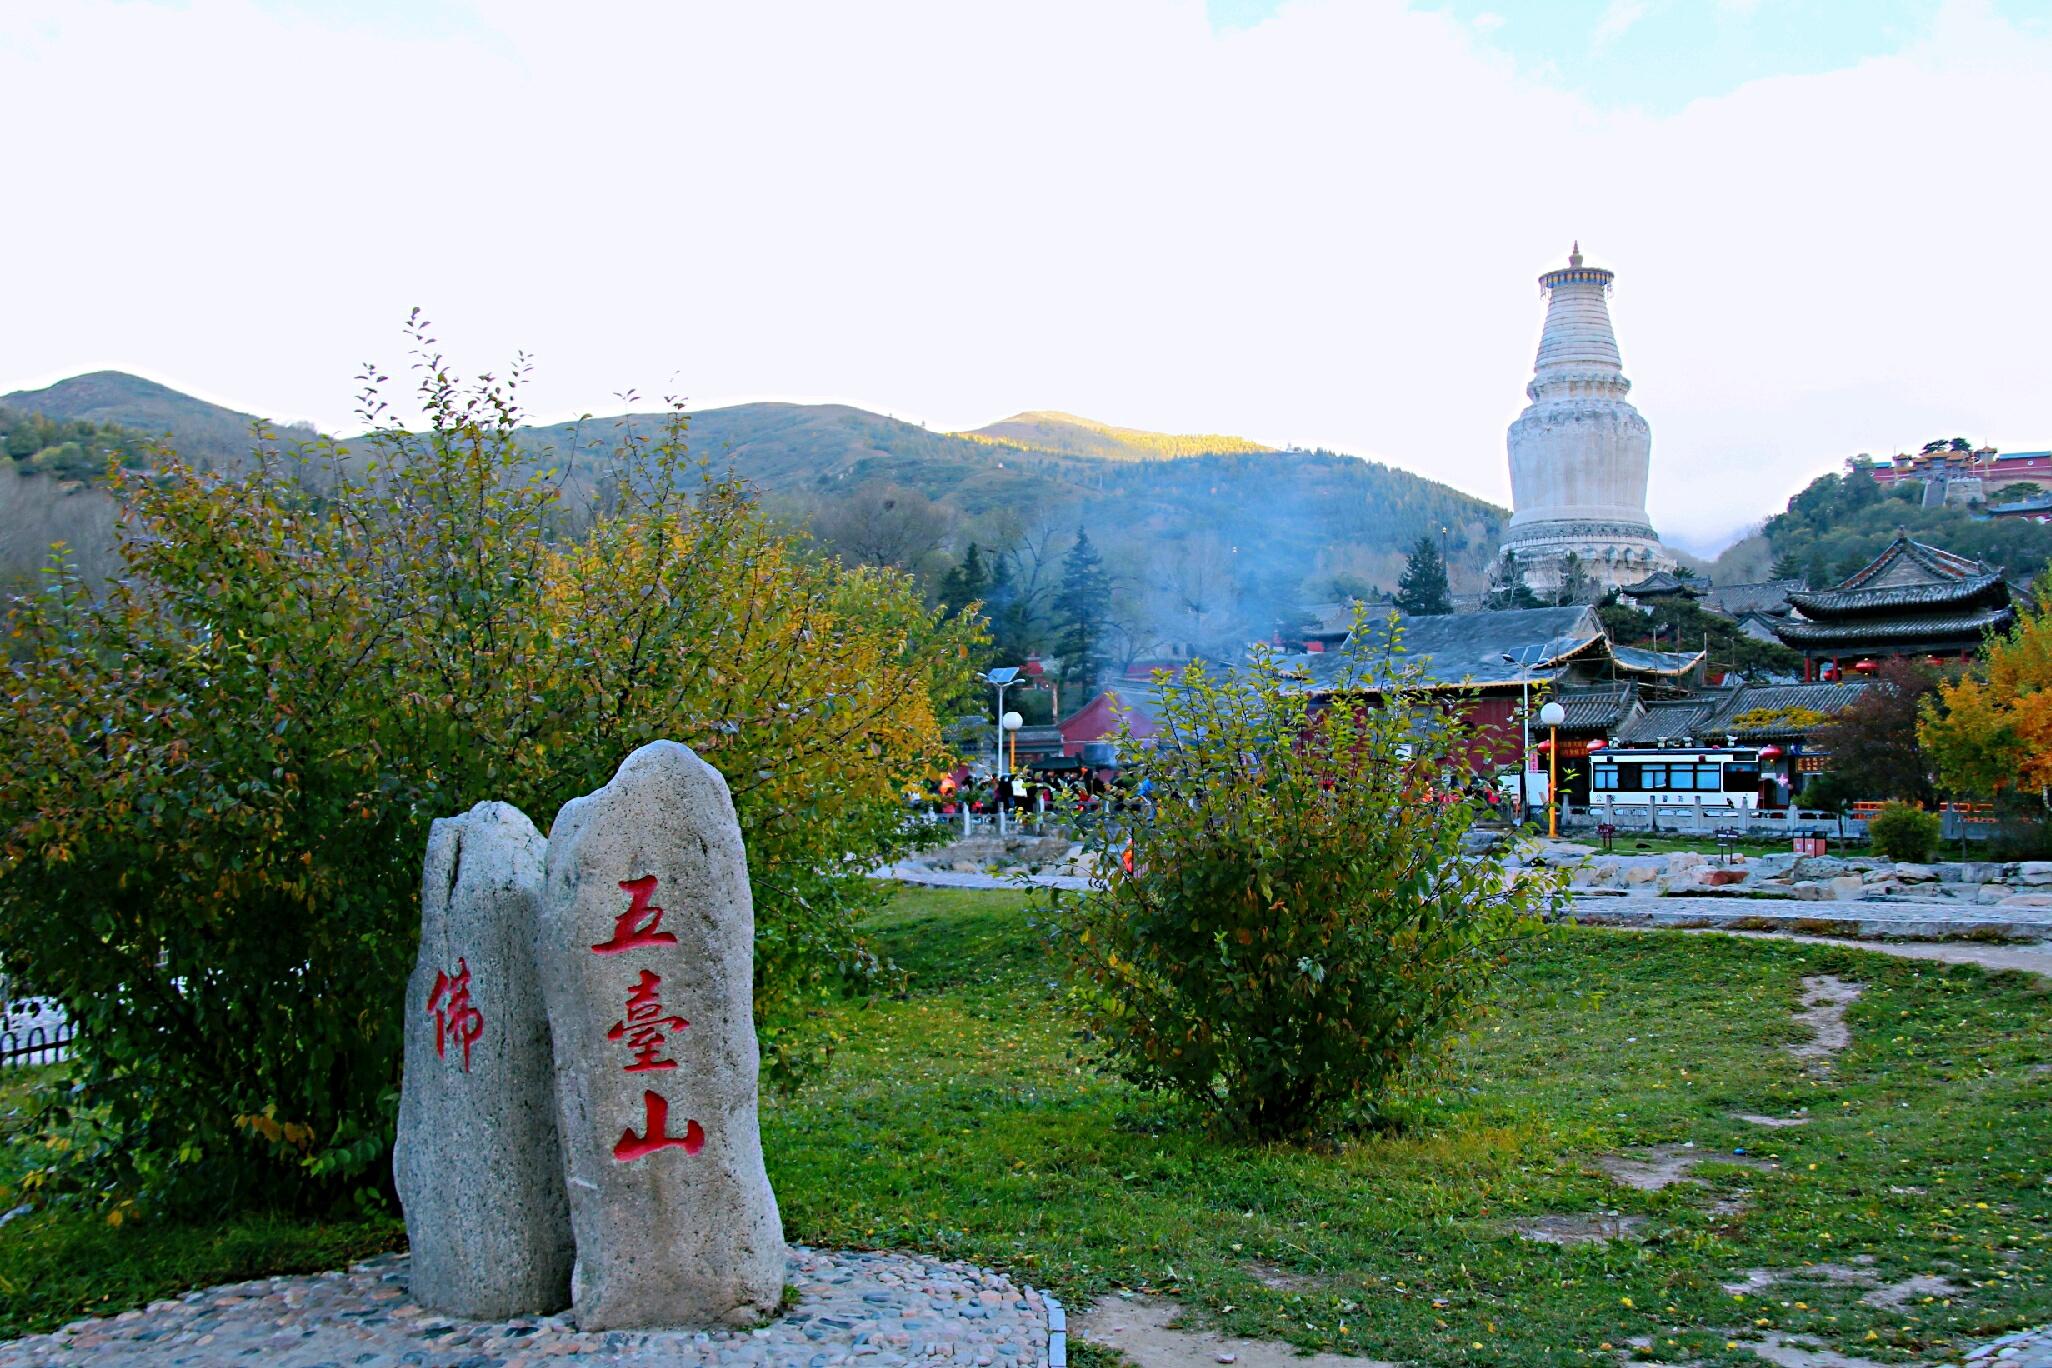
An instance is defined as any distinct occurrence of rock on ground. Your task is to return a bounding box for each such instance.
[538,741,785,1330]
[393,800,572,1319]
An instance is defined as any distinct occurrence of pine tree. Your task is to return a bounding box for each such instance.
[1054,529,1112,687]
[938,542,990,618]
[1553,552,1595,606]
[1769,551,1808,584]
[1485,549,1539,610]
[1394,535,1453,616]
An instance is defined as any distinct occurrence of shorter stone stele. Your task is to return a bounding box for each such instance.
[394,800,573,1319]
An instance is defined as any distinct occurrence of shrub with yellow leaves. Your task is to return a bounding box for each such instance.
[0,319,979,1213]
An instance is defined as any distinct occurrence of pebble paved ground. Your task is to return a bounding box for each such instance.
[0,1247,1051,1368]
[1967,1326,2052,1366]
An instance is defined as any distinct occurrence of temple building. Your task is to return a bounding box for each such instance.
[1770,536,2016,679]
[1500,245,1676,595]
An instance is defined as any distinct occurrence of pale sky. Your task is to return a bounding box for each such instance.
[5,0,2048,552]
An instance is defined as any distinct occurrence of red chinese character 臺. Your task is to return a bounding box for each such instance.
[612,1089,705,1162]
[426,957,485,1072]
[606,968,688,1072]
[590,875,680,955]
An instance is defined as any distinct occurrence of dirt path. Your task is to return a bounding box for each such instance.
[1074,1295,1395,1367]
[1612,925,2052,980]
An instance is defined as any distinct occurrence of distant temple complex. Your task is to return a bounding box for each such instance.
[1771,536,2017,679]
[1500,245,1676,595]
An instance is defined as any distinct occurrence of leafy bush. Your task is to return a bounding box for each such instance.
[1867,802,1941,862]
[0,324,978,1213]
[1057,620,1560,1140]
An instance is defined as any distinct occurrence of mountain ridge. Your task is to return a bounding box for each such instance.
[0,373,1510,631]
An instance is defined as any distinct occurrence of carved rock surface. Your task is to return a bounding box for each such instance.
[394,801,573,1319]
[538,741,785,1330]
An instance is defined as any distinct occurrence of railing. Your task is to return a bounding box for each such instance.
[1564,801,1867,839]
[1,995,74,1068]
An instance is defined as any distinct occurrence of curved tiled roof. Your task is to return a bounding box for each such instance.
[1788,574,2008,616]
[1612,680,1873,744]
[1555,683,1638,731]
[1771,606,2015,646]
[1700,580,1801,617]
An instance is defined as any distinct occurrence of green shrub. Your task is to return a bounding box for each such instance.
[0,322,978,1213]
[1056,617,1560,1140]
[1868,801,1941,862]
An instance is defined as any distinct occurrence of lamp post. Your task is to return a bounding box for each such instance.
[984,667,1021,838]
[1539,700,1567,838]
[1501,648,1540,826]
[1001,710,1023,832]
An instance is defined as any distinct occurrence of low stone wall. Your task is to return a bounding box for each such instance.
[1556,847,2052,908]
[912,835,1095,880]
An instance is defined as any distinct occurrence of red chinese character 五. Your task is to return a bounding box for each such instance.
[590,875,679,954]
[426,957,484,1072]
[613,1089,705,1162]
[606,969,688,1072]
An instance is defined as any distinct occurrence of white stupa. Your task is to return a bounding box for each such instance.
[1500,245,1675,594]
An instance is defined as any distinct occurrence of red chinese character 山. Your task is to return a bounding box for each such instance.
[606,969,688,1072]
[426,957,485,1072]
[613,1089,706,1162]
[590,874,680,954]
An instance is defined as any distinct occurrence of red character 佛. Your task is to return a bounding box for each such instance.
[426,957,485,1072]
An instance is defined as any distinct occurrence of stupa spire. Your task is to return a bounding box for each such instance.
[1497,246,1675,596]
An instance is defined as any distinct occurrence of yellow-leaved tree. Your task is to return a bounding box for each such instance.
[1919,576,2052,800]
[0,322,979,1212]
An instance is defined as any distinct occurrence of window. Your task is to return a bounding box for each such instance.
[1593,766,1619,791]
[1723,762,1760,793]
[1640,764,1669,790]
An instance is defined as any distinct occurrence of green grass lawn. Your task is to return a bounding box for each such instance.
[763,888,2052,1366]
[0,1063,403,1338]
[2,886,2048,1366]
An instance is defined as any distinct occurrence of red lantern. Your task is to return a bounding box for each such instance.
[1853,658,1879,673]
[1586,738,1607,751]
[1758,744,1785,760]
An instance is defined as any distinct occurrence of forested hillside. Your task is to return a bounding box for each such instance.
[2,371,293,471]
[0,375,1509,661]
[961,411,1272,461]
[1762,467,2052,586]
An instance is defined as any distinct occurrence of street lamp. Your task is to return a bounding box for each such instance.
[1001,710,1023,831]
[1501,648,1541,825]
[984,667,1021,838]
[1538,699,1567,838]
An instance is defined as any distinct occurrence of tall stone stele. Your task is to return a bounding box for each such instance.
[537,741,786,1331]
[1500,243,1677,595]
[394,801,575,1319]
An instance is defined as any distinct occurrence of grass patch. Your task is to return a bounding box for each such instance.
[1,883,2047,1366]
[765,887,2052,1366]
[0,1064,401,1340]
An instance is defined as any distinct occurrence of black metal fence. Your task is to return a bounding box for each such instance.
[1,997,73,1068]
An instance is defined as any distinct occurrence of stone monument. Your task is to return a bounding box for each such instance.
[394,801,574,1319]
[537,741,786,1330]
[1500,243,1677,595]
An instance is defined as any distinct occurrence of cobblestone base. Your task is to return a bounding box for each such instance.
[1967,1325,2052,1366]
[0,1247,1051,1367]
